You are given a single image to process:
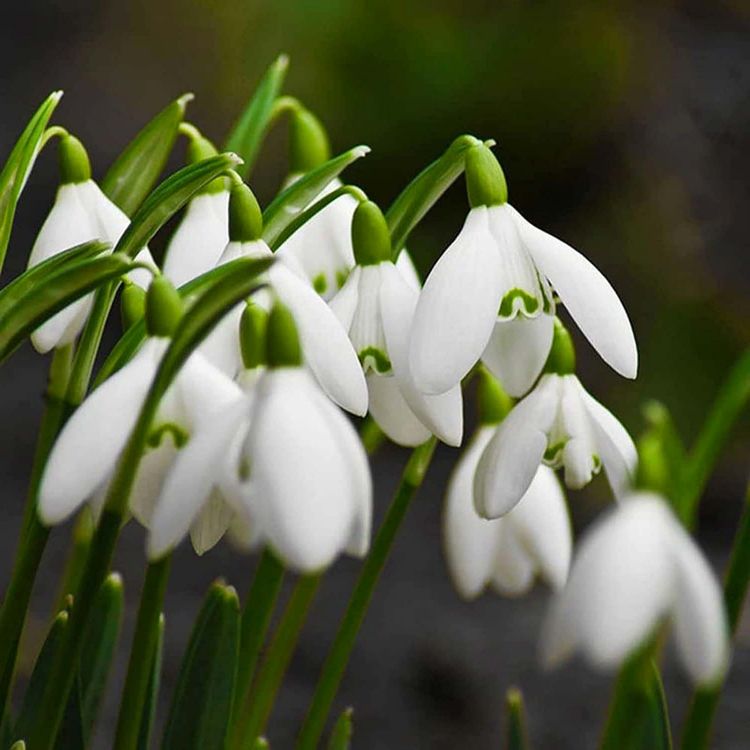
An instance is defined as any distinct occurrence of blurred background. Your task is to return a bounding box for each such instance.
[0,0,748,747]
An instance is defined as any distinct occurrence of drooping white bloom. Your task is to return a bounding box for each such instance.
[162,190,230,287]
[38,337,242,530]
[474,372,637,518]
[444,425,571,599]
[28,179,155,353]
[410,204,637,396]
[540,493,729,686]
[201,238,368,416]
[330,258,462,446]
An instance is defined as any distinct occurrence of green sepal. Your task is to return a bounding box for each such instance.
[102,93,193,215]
[542,318,576,376]
[58,135,91,185]
[477,366,513,425]
[241,302,268,369]
[327,707,354,750]
[77,572,124,738]
[351,200,391,266]
[386,133,484,256]
[162,582,240,750]
[289,106,331,173]
[465,143,507,208]
[0,249,139,365]
[262,145,370,246]
[505,687,531,750]
[225,54,289,179]
[0,91,63,271]
[229,182,263,242]
[121,282,147,330]
[136,613,164,750]
[266,301,302,368]
[145,276,183,337]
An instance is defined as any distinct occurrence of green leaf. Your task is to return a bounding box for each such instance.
[385,134,483,256]
[10,741,26,750]
[262,146,370,247]
[162,582,240,750]
[102,94,193,215]
[225,55,289,178]
[77,572,124,738]
[0,91,63,270]
[505,687,531,750]
[137,614,164,750]
[326,707,353,750]
[0,240,107,321]
[0,251,136,364]
[14,611,69,741]
[114,152,242,262]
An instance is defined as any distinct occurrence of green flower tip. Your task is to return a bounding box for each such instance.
[352,200,391,266]
[543,318,576,376]
[145,276,183,337]
[184,128,227,195]
[240,302,268,370]
[10,741,26,750]
[229,182,263,242]
[104,571,124,591]
[289,106,331,173]
[121,282,146,330]
[266,301,302,368]
[477,366,513,425]
[465,144,507,208]
[59,134,91,184]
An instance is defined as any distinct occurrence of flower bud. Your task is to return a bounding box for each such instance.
[265,301,302,368]
[58,134,91,185]
[543,318,576,375]
[351,200,391,266]
[476,366,513,425]
[229,182,263,243]
[240,302,268,370]
[465,144,507,208]
[289,106,331,173]
[121,282,146,330]
[145,276,183,337]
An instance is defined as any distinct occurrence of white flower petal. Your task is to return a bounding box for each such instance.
[190,490,235,556]
[510,205,638,379]
[328,266,361,332]
[394,249,421,291]
[269,263,368,416]
[198,304,244,377]
[490,525,536,596]
[481,314,554,398]
[410,207,505,394]
[474,376,558,518]
[367,374,431,447]
[558,375,598,489]
[129,437,180,528]
[38,341,161,525]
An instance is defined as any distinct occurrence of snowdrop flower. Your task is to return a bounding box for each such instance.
[329,201,462,446]
[38,277,242,530]
[444,369,571,598]
[410,144,637,397]
[149,302,373,573]
[200,182,368,416]
[474,320,637,518]
[28,134,155,353]
[540,492,729,686]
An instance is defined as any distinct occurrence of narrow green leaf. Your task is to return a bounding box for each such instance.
[326,707,353,750]
[162,582,240,750]
[14,611,69,741]
[10,741,26,750]
[54,675,85,750]
[385,134,483,256]
[0,240,107,322]
[78,572,124,738]
[0,91,63,269]
[505,688,531,750]
[225,55,289,178]
[0,252,136,364]
[137,614,165,750]
[102,94,193,215]
[262,146,370,246]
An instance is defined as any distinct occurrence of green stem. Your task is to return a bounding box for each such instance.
[359,415,385,456]
[238,575,321,748]
[0,345,72,719]
[296,438,437,750]
[231,549,285,729]
[680,483,750,749]
[52,507,94,613]
[114,556,172,750]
